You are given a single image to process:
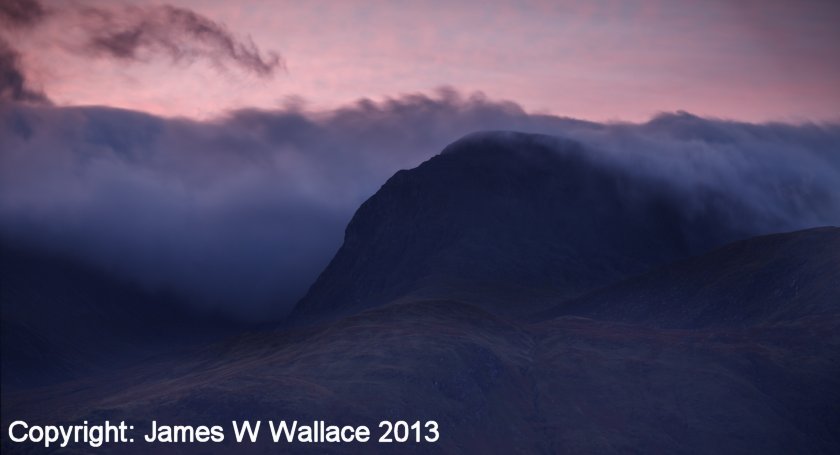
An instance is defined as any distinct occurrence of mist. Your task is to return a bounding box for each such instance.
[1,88,838,319]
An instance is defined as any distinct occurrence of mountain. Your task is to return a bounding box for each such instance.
[2,132,838,453]
[541,226,840,328]
[0,242,237,388]
[293,131,758,322]
[3,228,838,453]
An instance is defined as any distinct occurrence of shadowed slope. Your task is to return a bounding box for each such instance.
[541,226,840,328]
[4,296,838,453]
[0,243,239,388]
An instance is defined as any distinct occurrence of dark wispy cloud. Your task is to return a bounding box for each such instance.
[0,37,48,103]
[0,0,49,102]
[1,89,838,319]
[0,0,46,28]
[0,0,283,82]
[76,4,283,77]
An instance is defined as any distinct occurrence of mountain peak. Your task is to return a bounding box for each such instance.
[292,131,752,323]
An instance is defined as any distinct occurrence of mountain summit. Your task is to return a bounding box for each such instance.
[293,131,753,322]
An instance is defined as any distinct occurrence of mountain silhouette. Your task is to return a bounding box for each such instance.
[294,131,758,322]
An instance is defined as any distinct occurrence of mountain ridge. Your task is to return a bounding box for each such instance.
[539,226,840,327]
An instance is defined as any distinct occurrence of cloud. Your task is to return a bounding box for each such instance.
[0,0,46,28]
[0,37,48,103]
[0,0,49,103]
[0,0,283,80]
[76,4,283,77]
[1,89,838,320]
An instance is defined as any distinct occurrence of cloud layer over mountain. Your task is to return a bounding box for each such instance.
[1,89,838,319]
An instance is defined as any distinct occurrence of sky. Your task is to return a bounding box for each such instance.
[4,0,840,122]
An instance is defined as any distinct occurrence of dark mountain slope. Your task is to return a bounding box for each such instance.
[541,226,840,328]
[4,297,838,453]
[294,131,756,322]
[0,242,236,388]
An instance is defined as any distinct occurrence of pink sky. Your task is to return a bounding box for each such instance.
[16,0,840,122]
